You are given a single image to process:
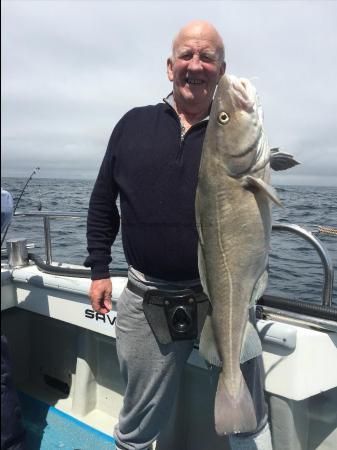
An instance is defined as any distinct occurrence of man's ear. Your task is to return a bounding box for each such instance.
[216,61,226,84]
[167,57,174,82]
[220,61,226,77]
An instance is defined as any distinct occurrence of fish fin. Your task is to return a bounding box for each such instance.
[250,270,269,306]
[240,270,265,364]
[199,316,222,367]
[198,244,210,298]
[215,372,257,435]
[270,147,300,171]
[196,220,204,246]
[244,175,282,207]
[240,321,262,364]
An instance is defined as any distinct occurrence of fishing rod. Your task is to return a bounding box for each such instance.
[1,167,40,248]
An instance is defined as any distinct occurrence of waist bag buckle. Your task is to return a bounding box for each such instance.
[143,288,209,344]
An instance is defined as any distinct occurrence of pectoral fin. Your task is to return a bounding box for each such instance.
[270,147,300,171]
[244,175,282,207]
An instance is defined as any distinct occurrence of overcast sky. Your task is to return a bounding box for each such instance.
[2,0,337,186]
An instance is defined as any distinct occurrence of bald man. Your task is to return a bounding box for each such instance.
[167,21,225,131]
[85,21,272,450]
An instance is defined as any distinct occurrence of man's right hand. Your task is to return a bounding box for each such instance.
[89,278,113,314]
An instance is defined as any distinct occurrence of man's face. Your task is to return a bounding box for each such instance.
[167,31,225,114]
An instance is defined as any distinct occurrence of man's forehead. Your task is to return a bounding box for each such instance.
[174,38,219,53]
[172,22,224,60]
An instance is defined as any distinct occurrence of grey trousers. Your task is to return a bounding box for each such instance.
[114,268,272,450]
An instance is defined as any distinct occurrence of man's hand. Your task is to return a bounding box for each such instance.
[89,278,113,314]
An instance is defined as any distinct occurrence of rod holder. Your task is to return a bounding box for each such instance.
[6,238,29,268]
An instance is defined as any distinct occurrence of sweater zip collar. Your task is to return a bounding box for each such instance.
[163,93,209,142]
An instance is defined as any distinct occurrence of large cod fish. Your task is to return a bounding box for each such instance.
[196,74,281,435]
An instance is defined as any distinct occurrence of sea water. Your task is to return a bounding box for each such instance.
[1,177,336,305]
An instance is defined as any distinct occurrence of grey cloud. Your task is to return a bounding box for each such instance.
[2,0,337,185]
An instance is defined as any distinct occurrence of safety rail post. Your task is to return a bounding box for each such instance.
[43,216,53,265]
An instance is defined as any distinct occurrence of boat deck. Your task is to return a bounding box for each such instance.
[19,391,116,450]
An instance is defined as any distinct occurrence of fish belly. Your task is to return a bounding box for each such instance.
[196,179,270,434]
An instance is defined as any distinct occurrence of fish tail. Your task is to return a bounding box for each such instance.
[215,372,257,435]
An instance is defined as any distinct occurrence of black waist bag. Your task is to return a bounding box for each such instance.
[143,288,210,345]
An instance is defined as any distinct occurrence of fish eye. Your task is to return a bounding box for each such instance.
[218,112,229,124]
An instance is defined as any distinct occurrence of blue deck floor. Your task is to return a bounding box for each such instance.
[19,392,116,450]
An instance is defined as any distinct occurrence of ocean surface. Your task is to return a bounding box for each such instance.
[1,177,336,305]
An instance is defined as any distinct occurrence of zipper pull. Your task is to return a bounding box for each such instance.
[180,125,186,143]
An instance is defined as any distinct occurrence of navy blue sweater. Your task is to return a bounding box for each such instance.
[84,101,208,281]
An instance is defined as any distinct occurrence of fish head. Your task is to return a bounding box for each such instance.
[208,74,263,177]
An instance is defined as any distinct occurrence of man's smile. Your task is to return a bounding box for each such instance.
[185,78,204,85]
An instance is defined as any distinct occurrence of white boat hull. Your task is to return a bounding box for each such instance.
[1,263,337,449]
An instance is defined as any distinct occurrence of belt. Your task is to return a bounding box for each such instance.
[126,279,205,298]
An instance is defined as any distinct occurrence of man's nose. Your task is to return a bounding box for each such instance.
[187,55,203,71]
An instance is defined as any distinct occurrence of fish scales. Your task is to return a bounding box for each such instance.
[196,74,280,435]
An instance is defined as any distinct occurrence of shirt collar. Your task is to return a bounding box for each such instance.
[163,92,210,124]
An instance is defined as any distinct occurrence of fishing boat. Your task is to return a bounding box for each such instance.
[1,210,336,450]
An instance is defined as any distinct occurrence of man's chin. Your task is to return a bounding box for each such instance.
[182,88,208,103]
[174,87,212,112]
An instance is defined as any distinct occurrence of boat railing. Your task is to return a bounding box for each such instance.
[258,223,336,332]
[12,211,87,266]
[3,212,336,311]
[271,223,334,307]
